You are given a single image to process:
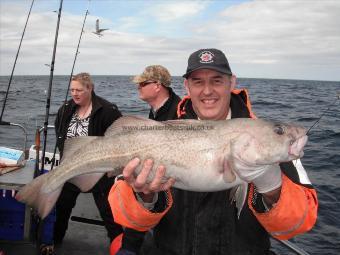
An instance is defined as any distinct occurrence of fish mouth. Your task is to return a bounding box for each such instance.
[289,135,308,158]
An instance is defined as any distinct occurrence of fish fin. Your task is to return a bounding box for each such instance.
[37,187,62,219]
[16,172,61,219]
[105,116,164,136]
[223,159,236,183]
[230,182,248,218]
[69,173,105,192]
[226,156,248,218]
[62,137,99,162]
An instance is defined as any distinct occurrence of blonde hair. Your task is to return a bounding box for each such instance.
[72,72,94,90]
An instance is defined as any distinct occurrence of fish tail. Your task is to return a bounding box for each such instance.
[15,173,61,219]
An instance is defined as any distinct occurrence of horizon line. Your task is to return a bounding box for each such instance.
[0,74,338,83]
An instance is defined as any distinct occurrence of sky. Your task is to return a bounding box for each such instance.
[0,0,340,81]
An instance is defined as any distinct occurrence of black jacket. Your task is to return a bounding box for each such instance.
[148,87,181,121]
[146,91,271,255]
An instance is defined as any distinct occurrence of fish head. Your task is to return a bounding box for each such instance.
[230,119,308,167]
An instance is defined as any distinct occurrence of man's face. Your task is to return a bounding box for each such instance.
[137,80,159,102]
[184,69,236,120]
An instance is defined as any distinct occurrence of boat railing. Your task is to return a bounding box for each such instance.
[38,125,55,134]
[33,124,59,171]
[0,121,28,159]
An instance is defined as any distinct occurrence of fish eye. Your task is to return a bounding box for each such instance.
[274,124,285,135]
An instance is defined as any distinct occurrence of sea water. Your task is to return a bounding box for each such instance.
[0,75,339,254]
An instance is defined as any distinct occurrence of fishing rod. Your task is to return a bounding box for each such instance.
[40,0,64,173]
[50,0,91,171]
[0,0,35,124]
[272,238,311,255]
[306,93,340,135]
[35,1,64,254]
[65,0,91,100]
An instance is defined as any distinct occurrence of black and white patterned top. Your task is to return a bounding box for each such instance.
[66,113,90,139]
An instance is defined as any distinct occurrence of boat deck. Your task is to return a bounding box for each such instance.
[1,221,109,255]
[1,193,110,255]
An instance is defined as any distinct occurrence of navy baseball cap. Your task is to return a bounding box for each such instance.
[183,48,232,78]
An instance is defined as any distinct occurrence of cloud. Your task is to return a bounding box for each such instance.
[201,1,340,68]
[0,1,198,76]
[116,16,141,31]
[1,0,339,81]
[147,1,208,22]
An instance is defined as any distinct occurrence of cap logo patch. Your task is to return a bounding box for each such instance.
[199,51,214,63]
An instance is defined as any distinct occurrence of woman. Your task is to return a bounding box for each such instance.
[53,72,123,247]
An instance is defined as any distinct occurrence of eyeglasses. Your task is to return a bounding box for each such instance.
[138,81,157,88]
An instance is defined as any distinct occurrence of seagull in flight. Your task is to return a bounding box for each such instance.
[93,19,109,37]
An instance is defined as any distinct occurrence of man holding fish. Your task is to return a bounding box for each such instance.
[109,48,318,255]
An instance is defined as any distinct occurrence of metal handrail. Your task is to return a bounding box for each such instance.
[38,125,55,134]
[0,122,28,158]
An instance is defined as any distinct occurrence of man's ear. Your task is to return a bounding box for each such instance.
[155,82,161,92]
[230,74,237,90]
[184,79,190,96]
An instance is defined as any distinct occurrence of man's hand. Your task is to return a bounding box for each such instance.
[233,163,282,207]
[233,161,282,189]
[122,158,176,202]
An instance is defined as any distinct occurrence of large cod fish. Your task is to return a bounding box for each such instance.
[16,116,308,218]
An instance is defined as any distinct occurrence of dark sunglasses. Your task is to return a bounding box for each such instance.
[138,81,157,87]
